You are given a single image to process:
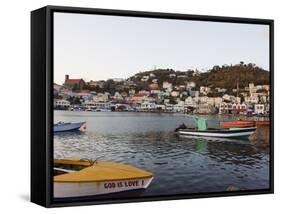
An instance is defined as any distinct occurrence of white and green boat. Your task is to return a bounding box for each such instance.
[175,116,256,139]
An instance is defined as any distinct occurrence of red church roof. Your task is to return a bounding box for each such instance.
[65,79,83,85]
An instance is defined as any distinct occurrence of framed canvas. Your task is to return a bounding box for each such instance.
[31,5,274,207]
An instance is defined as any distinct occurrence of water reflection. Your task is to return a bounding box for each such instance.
[54,111,270,196]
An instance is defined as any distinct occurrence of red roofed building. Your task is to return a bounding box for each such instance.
[64,74,86,89]
[129,93,148,104]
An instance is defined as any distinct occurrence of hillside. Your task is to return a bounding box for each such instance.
[128,63,269,92]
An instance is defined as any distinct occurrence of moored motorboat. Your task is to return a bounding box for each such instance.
[175,116,256,139]
[53,159,154,199]
[176,127,256,138]
[54,121,86,132]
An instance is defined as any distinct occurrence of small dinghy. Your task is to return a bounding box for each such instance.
[54,121,86,132]
[53,159,154,199]
[175,116,256,139]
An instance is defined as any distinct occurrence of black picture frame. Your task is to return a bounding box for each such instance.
[31,5,274,208]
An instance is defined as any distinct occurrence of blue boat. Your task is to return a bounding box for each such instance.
[54,122,86,133]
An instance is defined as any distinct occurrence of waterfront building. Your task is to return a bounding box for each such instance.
[185,96,197,108]
[54,99,70,109]
[254,104,265,114]
[231,103,247,114]
[197,103,212,114]
[141,101,156,111]
[214,97,223,107]
[174,101,185,112]
[165,104,174,112]
[156,104,165,111]
[219,102,233,114]
[83,101,111,110]
[199,96,208,104]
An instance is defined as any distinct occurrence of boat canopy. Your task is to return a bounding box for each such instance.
[193,116,207,130]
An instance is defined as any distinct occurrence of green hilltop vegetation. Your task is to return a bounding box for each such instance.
[128,62,269,92]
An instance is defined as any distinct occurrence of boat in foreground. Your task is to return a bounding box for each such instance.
[54,159,154,199]
[175,116,256,139]
[54,121,86,132]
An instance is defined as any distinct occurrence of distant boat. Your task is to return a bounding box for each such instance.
[175,116,256,139]
[53,159,154,199]
[254,121,270,126]
[220,121,255,128]
[54,122,86,132]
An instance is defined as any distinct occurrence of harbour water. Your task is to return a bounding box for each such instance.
[54,111,270,197]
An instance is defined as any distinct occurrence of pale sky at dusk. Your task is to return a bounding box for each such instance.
[54,12,270,85]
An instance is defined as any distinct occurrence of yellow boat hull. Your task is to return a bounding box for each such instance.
[53,159,154,198]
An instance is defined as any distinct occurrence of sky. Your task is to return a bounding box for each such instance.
[54,12,270,85]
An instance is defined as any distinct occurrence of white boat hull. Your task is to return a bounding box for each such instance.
[54,177,153,198]
[54,122,86,132]
[177,128,256,138]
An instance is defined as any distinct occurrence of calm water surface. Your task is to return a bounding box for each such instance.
[54,111,270,197]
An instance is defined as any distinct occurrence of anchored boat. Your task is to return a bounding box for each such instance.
[54,121,86,132]
[175,116,256,139]
[54,159,154,199]
[220,121,255,128]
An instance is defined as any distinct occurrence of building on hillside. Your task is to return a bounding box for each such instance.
[186,81,196,89]
[163,82,173,90]
[200,86,211,95]
[93,93,109,102]
[64,74,86,89]
[149,83,159,90]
